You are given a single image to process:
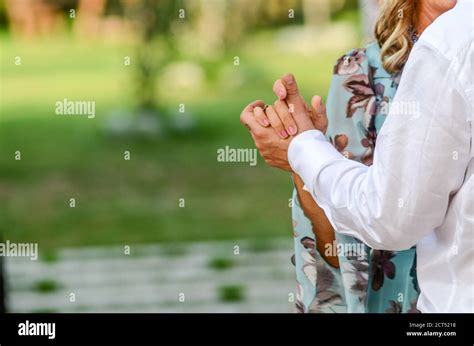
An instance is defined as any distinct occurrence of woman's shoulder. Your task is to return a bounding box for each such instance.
[333,41,386,76]
[364,41,385,72]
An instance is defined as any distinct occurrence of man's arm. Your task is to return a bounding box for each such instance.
[289,42,472,250]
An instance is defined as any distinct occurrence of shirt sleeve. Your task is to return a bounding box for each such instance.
[288,41,472,250]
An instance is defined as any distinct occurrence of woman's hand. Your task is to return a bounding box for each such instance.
[272,76,329,135]
[240,100,292,171]
[241,74,328,172]
[253,74,328,138]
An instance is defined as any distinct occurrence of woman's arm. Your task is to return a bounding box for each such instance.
[243,76,338,267]
[293,173,339,268]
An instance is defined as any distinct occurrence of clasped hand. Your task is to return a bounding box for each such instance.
[240,73,328,171]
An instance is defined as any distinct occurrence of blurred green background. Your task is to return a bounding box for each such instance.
[0,0,365,253]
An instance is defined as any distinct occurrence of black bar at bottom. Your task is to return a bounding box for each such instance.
[0,313,472,345]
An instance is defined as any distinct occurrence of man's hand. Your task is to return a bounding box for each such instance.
[273,74,328,135]
[240,73,326,171]
[253,74,328,139]
[277,73,316,135]
[240,100,292,171]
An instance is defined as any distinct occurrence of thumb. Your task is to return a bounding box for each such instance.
[311,95,328,134]
[281,73,300,97]
[272,79,287,100]
[281,73,307,126]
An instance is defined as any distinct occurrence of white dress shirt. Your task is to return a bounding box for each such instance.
[288,0,473,313]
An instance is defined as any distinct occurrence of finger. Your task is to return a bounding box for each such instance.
[311,95,326,117]
[311,95,328,134]
[265,105,288,138]
[240,101,265,132]
[281,74,306,118]
[272,79,286,100]
[274,100,297,135]
[240,100,265,125]
[244,99,265,113]
[253,106,270,127]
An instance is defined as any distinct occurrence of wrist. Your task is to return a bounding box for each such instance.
[288,129,339,192]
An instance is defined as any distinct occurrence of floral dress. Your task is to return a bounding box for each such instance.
[292,42,420,313]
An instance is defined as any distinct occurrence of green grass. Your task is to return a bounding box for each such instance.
[208,257,235,271]
[40,249,59,263]
[246,239,278,253]
[218,285,245,302]
[32,279,61,294]
[0,27,358,252]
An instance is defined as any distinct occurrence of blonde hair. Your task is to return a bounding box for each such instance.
[375,0,418,74]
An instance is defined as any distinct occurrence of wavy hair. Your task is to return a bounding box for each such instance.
[375,0,418,74]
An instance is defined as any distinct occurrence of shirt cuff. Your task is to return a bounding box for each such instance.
[288,129,344,194]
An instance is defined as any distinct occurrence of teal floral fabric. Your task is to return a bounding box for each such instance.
[292,42,420,313]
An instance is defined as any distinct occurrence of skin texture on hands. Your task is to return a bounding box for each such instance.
[239,99,292,171]
[273,77,328,135]
[278,73,316,135]
[240,73,327,172]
